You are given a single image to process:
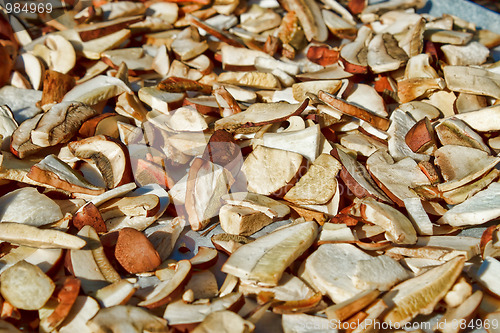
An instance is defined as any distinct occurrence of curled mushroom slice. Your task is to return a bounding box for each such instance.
[68,135,133,189]
[319,91,390,131]
[138,260,191,308]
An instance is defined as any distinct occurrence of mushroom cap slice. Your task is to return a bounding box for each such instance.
[45,35,76,74]
[27,154,105,196]
[215,99,308,134]
[62,75,131,106]
[68,135,133,189]
[30,101,98,148]
[137,260,191,308]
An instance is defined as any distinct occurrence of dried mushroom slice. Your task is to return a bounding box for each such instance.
[444,66,500,99]
[87,306,168,333]
[282,0,328,42]
[185,158,234,231]
[0,222,86,249]
[366,150,430,207]
[68,135,133,189]
[261,124,321,162]
[434,145,500,192]
[241,145,305,197]
[284,153,341,205]
[219,205,272,236]
[163,293,245,331]
[0,187,63,226]
[0,261,55,311]
[438,182,500,227]
[300,243,408,303]
[382,256,465,326]
[138,260,191,308]
[215,99,308,134]
[192,310,254,333]
[222,221,318,286]
[355,197,417,245]
[27,154,105,196]
[333,147,391,203]
[1,0,500,331]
